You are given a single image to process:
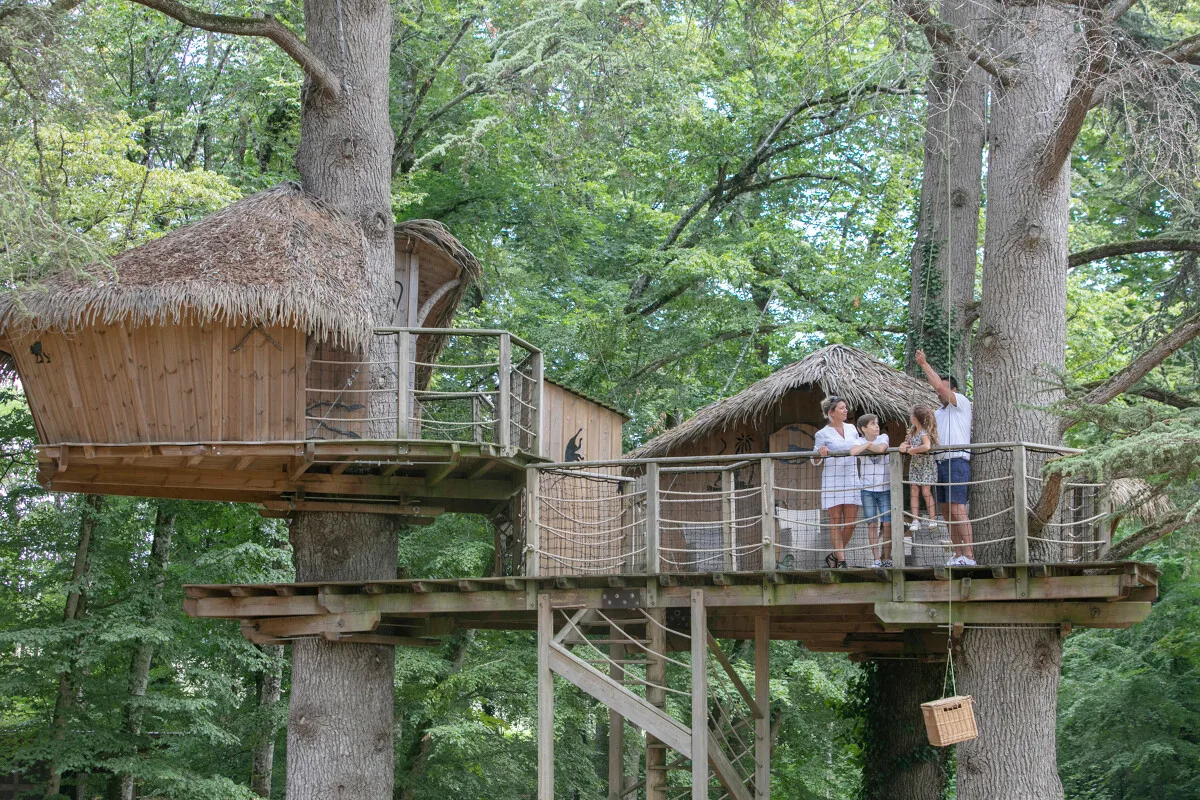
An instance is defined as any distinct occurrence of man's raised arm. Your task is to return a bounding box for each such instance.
[915,349,957,406]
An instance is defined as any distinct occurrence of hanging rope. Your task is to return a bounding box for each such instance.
[942,563,957,698]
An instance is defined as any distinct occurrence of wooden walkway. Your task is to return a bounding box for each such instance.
[185,560,1157,659]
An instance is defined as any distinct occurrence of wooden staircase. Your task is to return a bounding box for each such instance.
[536,592,771,799]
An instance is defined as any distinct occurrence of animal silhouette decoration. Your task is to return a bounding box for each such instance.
[29,341,50,364]
[564,428,585,462]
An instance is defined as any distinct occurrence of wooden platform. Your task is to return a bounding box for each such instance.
[184,561,1157,659]
[39,439,533,519]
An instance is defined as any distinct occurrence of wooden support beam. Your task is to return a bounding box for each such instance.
[754,615,770,800]
[645,606,667,800]
[608,626,626,800]
[467,459,496,480]
[873,601,1152,627]
[691,589,708,800]
[261,501,442,518]
[425,458,460,489]
[234,455,255,470]
[706,632,764,719]
[550,642,691,754]
[538,595,554,800]
[246,611,381,639]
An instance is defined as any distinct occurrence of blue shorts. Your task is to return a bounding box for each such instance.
[860,489,891,524]
[936,458,970,505]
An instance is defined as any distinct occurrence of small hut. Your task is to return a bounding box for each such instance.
[0,182,550,517]
[627,344,938,570]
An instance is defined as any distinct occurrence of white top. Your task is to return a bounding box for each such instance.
[814,424,861,509]
[934,392,972,461]
[854,433,889,490]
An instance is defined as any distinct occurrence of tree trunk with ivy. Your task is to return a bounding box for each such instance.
[905,0,986,385]
[858,661,951,800]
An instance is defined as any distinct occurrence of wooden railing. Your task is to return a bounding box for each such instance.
[305,327,543,455]
[522,443,1112,576]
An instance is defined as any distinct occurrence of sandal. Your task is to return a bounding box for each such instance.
[824,553,839,569]
[837,560,849,569]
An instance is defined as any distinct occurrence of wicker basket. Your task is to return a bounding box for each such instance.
[920,695,978,746]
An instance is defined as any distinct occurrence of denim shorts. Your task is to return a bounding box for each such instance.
[860,489,891,524]
[936,458,970,505]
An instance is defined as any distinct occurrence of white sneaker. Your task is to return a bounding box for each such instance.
[959,557,976,566]
[872,559,883,568]
[909,521,920,533]
[946,555,963,566]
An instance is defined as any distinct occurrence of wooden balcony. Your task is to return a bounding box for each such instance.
[522,443,1116,577]
[34,327,544,518]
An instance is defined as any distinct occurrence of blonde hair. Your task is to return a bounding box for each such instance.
[820,395,849,420]
[908,404,938,446]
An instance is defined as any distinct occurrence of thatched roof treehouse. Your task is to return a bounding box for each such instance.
[629,344,936,461]
[0,183,563,519]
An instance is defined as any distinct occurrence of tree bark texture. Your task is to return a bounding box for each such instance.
[956,628,1064,800]
[906,0,987,384]
[858,661,950,800]
[286,0,399,797]
[46,495,102,798]
[117,505,176,800]
[287,513,398,800]
[960,5,1080,799]
[250,644,284,797]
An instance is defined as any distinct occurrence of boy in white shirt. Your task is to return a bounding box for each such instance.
[851,414,892,568]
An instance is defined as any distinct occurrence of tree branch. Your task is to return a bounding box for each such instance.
[127,0,339,97]
[1035,9,1112,187]
[628,324,785,381]
[1069,237,1200,269]
[393,17,476,172]
[901,0,1016,85]
[1103,508,1187,561]
[1070,310,1200,417]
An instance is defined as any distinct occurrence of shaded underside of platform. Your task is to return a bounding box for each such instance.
[185,561,1158,659]
[38,440,531,518]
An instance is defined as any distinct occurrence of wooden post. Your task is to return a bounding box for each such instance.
[497,333,512,450]
[537,594,554,800]
[608,629,626,800]
[691,590,708,800]
[531,349,544,458]
[645,607,667,800]
[888,451,906,601]
[754,614,770,800]
[396,330,410,439]
[646,462,660,575]
[760,458,776,572]
[525,466,541,577]
[1012,445,1029,565]
[721,468,734,572]
[1098,484,1113,558]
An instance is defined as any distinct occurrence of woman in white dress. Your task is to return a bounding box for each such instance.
[813,396,860,568]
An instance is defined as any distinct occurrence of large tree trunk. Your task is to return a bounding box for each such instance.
[285,0,398,797]
[960,4,1077,799]
[859,661,950,800]
[116,504,176,800]
[46,495,103,798]
[905,0,986,383]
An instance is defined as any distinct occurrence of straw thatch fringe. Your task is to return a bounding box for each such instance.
[629,344,938,459]
[1109,477,1175,523]
[0,182,375,349]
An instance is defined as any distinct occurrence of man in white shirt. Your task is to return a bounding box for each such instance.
[915,350,975,566]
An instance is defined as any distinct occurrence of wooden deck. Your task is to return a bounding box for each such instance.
[39,439,532,519]
[185,560,1157,659]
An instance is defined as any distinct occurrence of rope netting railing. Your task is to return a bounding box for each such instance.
[525,443,1116,575]
[305,328,542,452]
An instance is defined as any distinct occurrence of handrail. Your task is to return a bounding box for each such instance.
[533,441,1085,471]
[370,326,541,355]
[524,442,1111,577]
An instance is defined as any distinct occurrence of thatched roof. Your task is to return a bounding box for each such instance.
[629,344,937,459]
[0,184,483,352]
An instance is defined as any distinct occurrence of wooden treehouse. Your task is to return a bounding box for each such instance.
[0,183,626,522]
[0,186,1158,799]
